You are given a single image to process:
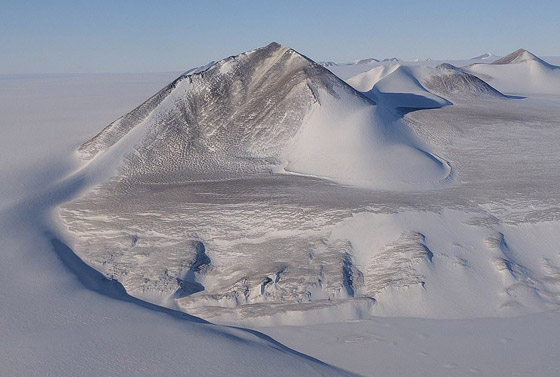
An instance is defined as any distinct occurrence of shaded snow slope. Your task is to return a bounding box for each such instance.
[466,49,560,95]
[77,42,449,190]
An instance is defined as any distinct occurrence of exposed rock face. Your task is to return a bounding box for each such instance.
[78,42,368,183]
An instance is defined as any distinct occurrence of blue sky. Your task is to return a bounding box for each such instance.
[2,0,559,73]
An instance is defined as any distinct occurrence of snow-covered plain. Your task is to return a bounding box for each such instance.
[3,45,560,377]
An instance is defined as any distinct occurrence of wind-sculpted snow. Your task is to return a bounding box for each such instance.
[79,42,322,179]
[60,45,560,325]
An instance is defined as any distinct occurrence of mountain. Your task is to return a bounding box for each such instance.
[426,64,505,97]
[58,44,560,326]
[346,63,503,109]
[79,42,449,190]
[318,58,379,67]
[492,49,547,65]
[471,52,497,60]
[466,49,560,94]
[60,42,455,324]
[354,57,379,65]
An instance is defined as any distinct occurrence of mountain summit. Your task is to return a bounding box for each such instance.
[466,48,560,94]
[492,48,544,65]
[78,42,449,190]
[471,52,496,60]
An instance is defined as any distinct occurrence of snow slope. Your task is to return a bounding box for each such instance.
[466,49,560,95]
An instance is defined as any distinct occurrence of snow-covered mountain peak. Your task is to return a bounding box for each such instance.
[77,43,449,191]
[179,42,307,79]
[354,57,379,65]
[78,42,337,163]
[347,63,504,109]
[471,52,496,60]
[492,49,542,65]
[318,61,338,67]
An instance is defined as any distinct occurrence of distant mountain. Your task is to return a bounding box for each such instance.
[471,52,497,60]
[354,57,379,65]
[492,48,548,65]
[318,58,379,67]
[466,48,560,94]
[382,57,399,62]
[64,43,452,321]
[347,62,504,109]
